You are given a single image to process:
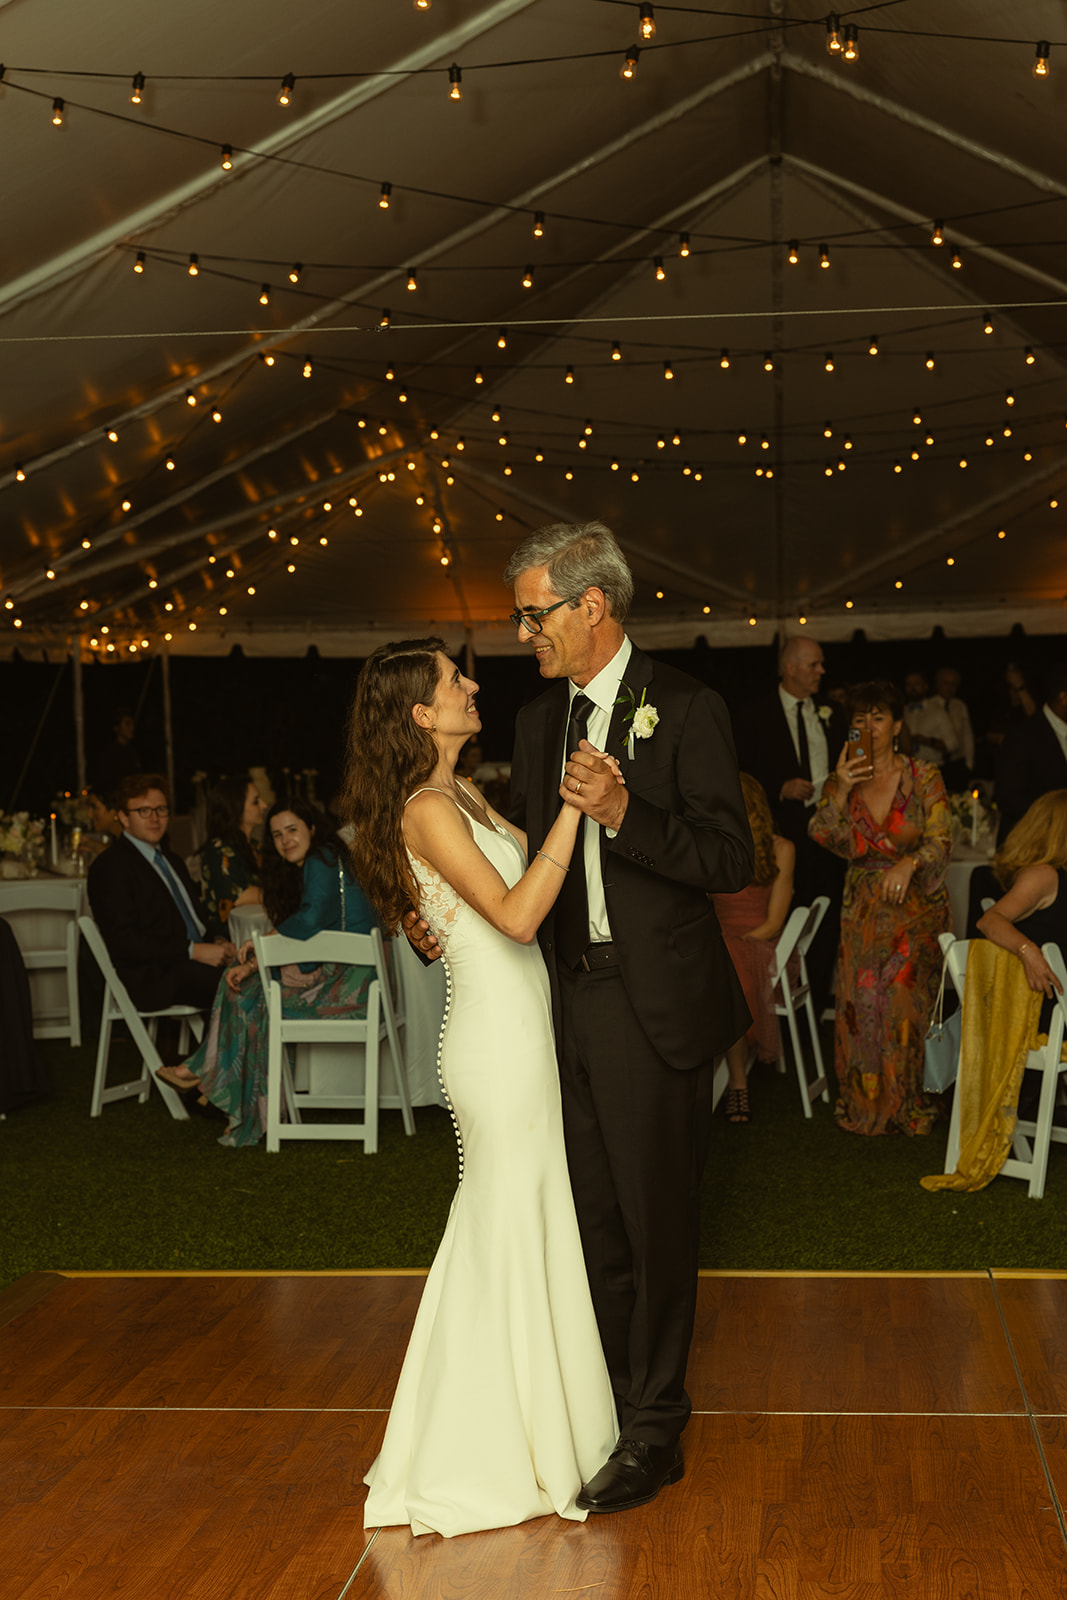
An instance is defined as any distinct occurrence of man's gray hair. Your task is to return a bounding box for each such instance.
[503,521,634,622]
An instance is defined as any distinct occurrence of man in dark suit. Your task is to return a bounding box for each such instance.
[88,772,233,1013]
[734,636,846,1008]
[996,665,1067,837]
[504,521,753,1514]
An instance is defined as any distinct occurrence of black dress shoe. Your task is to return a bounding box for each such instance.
[576,1438,684,1514]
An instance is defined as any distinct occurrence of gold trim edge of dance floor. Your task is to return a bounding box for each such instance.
[46,1266,1067,1279]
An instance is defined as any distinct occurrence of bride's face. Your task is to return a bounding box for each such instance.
[421,652,482,742]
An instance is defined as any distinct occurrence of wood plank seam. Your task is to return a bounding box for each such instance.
[986,1265,1067,1554]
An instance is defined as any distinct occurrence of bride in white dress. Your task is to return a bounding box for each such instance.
[344,638,617,1539]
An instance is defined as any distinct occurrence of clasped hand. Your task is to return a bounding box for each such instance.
[561,739,627,830]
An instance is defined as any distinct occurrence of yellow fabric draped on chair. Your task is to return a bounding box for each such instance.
[921,942,1041,1193]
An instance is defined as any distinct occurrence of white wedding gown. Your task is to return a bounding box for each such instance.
[363,800,616,1538]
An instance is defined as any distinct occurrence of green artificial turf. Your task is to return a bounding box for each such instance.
[2,1035,1065,1290]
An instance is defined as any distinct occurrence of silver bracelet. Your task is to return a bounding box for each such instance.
[537,850,568,873]
[1018,943,1031,959]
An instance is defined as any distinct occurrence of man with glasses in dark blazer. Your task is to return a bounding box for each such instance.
[88,772,234,1014]
[503,521,753,1515]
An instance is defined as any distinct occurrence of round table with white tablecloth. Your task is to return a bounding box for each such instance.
[227,903,446,1107]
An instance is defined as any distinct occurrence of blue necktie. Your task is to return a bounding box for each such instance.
[154,849,201,942]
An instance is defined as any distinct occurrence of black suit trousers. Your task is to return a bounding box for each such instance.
[558,962,713,1448]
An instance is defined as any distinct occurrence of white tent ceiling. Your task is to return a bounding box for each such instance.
[2,0,1067,659]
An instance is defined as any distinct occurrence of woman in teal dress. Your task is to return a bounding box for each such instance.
[167,800,376,1146]
[199,774,266,939]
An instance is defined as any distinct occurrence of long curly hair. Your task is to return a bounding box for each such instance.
[342,638,447,933]
[204,773,260,875]
[260,798,348,925]
[740,772,779,888]
[993,789,1067,889]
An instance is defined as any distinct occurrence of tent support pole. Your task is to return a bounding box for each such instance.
[73,639,86,792]
[8,658,67,810]
[161,644,175,803]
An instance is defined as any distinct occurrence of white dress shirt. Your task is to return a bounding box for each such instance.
[904,696,960,766]
[126,829,205,954]
[1044,702,1067,762]
[942,695,975,769]
[778,685,830,806]
[562,636,632,945]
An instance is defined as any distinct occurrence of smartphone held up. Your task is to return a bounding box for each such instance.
[847,721,875,780]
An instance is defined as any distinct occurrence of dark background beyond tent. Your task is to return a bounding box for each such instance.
[5,627,1062,818]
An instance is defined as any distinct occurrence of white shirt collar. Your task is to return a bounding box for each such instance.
[125,831,161,864]
[779,684,809,711]
[1044,702,1067,740]
[570,635,633,717]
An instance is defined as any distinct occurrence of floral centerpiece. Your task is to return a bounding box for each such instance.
[0,810,46,875]
[947,789,997,855]
[53,791,93,829]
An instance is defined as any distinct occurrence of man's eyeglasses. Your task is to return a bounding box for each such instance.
[128,805,170,819]
[508,594,582,635]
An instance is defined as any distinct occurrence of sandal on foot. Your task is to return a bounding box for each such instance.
[724,1087,751,1125]
[156,1064,201,1094]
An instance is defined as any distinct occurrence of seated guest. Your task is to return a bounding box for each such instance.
[165,800,377,1147]
[199,774,267,938]
[976,791,1067,1114]
[75,792,124,863]
[932,667,975,792]
[711,773,795,1125]
[88,773,234,1013]
[809,680,951,1136]
[995,663,1067,837]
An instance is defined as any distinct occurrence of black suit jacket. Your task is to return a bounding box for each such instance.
[735,691,847,851]
[510,644,754,1070]
[996,712,1067,837]
[88,833,209,1010]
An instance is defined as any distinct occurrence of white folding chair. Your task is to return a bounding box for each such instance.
[255,926,415,1154]
[3,881,84,1045]
[772,897,831,1118]
[939,935,1067,1199]
[78,915,204,1121]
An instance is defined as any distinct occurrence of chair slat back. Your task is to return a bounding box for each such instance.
[2,881,84,915]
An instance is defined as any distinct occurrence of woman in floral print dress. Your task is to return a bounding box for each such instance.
[809,680,951,1136]
[199,774,266,938]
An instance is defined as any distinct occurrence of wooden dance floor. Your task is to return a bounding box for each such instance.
[3,1269,1067,1598]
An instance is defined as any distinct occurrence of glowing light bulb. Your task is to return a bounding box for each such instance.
[302,358,313,378]
[868,335,879,355]
[407,268,417,291]
[497,328,507,349]
[787,240,799,264]
[842,24,858,61]
[825,13,842,53]
[1025,347,1036,364]
[134,252,145,273]
[925,352,935,369]
[185,390,197,406]
[522,265,533,289]
[258,284,270,305]
[106,428,119,442]
[221,146,233,171]
[679,232,690,257]
[720,350,730,370]
[763,353,774,373]
[824,354,835,373]
[819,244,830,268]
[278,73,295,107]
[288,264,301,284]
[448,63,462,100]
[380,308,390,328]
[533,212,545,238]
[263,353,275,367]
[611,341,622,361]
[951,252,962,269]
[51,98,64,126]
[983,314,994,334]
[931,221,944,246]
[639,4,655,41]
[1034,41,1051,78]
[188,253,199,277]
[212,409,222,423]
[663,360,674,380]
[654,257,665,281]
[620,46,640,81]
[130,72,145,105]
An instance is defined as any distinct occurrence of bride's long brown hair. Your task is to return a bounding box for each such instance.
[342,637,447,933]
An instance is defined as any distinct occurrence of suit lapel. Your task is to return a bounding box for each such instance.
[608,645,654,763]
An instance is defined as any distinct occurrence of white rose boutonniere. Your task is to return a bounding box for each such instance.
[616,684,660,760]
[817,704,832,724]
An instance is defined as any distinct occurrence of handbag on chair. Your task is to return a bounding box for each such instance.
[923,957,961,1093]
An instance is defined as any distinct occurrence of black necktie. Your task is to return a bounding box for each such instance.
[556,693,592,969]
[795,700,811,781]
